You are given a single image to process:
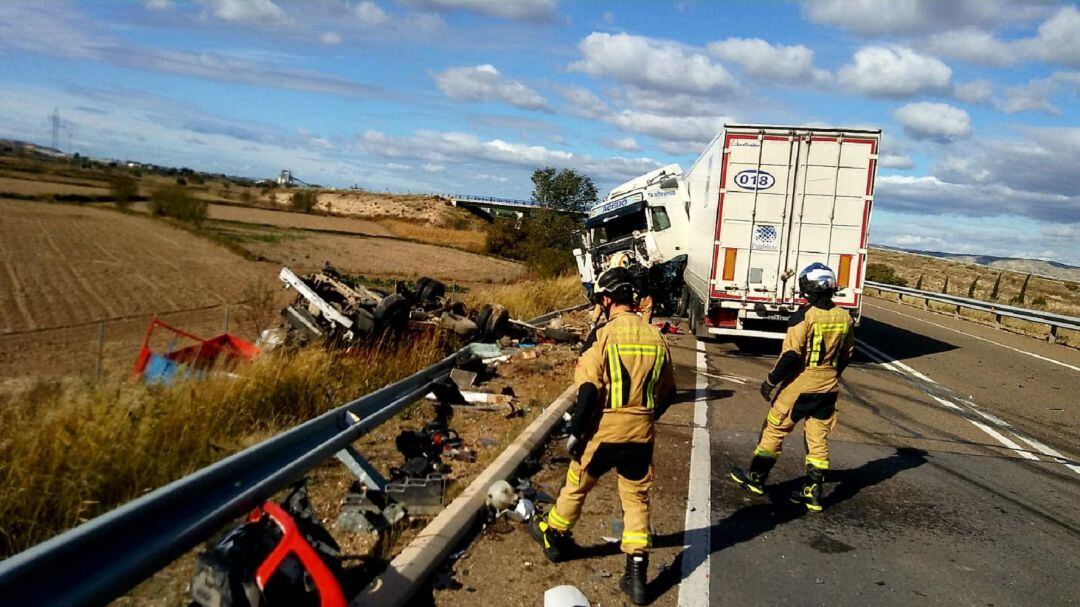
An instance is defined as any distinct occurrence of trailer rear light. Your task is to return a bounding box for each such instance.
[721,248,737,281]
[706,307,738,328]
[837,254,852,288]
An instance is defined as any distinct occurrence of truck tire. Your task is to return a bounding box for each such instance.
[475,305,493,337]
[687,292,700,335]
[353,308,376,335]
[373,293,410,332]
[484,305,509,338]
[676,287,690,318]
[416,277,446,307]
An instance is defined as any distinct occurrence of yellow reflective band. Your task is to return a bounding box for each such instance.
[606,344,623,409]
[754,446,779,459]
[621,532,652,547]
[767,411,783,426]
[644,346,665,410]
[547,509,575,531]
[567,468,580,485]
[808,322,848,367]
[805,457,830,469]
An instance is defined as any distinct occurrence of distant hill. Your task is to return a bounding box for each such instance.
[873,245,1080,283]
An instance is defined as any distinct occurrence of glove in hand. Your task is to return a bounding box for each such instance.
[566,434,585,460]
[759,379,777,402]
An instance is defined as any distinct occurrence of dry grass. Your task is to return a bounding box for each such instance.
[377,219,487,253]
[465,274,585,320]
[0,336,450,557]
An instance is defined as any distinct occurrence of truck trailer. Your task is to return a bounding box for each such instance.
[683,124,881,338]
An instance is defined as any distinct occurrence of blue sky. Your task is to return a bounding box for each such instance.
[1,0,1078,263]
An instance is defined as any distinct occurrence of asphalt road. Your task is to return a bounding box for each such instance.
[668,296,1080,606]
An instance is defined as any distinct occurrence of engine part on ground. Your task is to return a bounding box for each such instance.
[438,311,478,338]
[384,474,447,516]
[486,480,518,511]
[188,483,345,607]
[280,265,410,344]
[334,485,407,535]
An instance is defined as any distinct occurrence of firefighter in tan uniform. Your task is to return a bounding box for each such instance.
[589,253,654,326]
[730,263,854,512]
[531,267,675,605]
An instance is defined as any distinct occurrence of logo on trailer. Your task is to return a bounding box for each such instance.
[733,169,775,191]
[752,225,779,251]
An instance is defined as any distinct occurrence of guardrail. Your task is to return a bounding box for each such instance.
[447,194,536,206]
[0,303,586,606]
[864,281,1080,339]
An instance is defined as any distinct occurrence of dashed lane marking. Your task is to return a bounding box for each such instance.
[865,301,1080,373]
[678,340,712,606]
[857,339,1080,478]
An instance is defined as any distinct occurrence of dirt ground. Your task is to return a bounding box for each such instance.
[312,191,450,222]
[129,201,394,237]
[0,175,109,197]
[241,230,522,285]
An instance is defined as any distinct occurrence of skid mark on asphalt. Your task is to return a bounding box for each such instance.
[857,339,1080,477]
[677,340,711,607]
[865,301,1080,373]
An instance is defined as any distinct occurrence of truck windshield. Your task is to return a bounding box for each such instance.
[590,209,647,244]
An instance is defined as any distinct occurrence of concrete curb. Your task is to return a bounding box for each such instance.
[351,384,576,607]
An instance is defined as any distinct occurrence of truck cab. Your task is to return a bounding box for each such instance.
[573,164,691,312]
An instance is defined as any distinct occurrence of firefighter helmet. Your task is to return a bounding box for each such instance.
[798,262,838,295]
[592,266,636,304]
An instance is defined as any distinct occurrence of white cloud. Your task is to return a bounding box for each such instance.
[837,46,951,98]
[606,136,640,152]
[707,37,826,82]
[422,163,444,172]
[894,102,971,141]
[930,6,1080,68]
[385,162,412,170]
[559,85,609,119]
[608,110,731,144]
[998,76,1060,114]
[801,0,1049,36]
[144,0,172,11]
[319,31,342,45]
[355,1,389,25]
[433,64,549,111]
[953,79,993,103]
[570,32,735,95]
[359,129,662,181]
[196,0,286,25]
[400,0,557,21]
[879,152,915,169]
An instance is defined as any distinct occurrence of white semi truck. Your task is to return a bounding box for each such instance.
[574,164,692,314]
[576,124,880,339]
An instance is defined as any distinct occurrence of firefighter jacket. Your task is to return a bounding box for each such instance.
[769,303,855,396]
[572,309,676,445]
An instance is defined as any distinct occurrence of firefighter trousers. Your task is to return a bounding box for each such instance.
[756,389,838,470]
[546,441,653,555]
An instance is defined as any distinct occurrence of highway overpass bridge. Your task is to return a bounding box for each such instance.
[447,194,587,220]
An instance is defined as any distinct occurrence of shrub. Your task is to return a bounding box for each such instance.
[175,177,188,186]
[990,273,1002,299]
[148,185,208,225]
[1032,296,1048,307]
[109,175,138,210]
[1066,282,1078,293]
[484,209,579,276]
[290,189,318,213]
[865,263,907,287]
[465,275,584,320]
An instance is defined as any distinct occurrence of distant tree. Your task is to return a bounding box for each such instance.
[149,185,207,226]
[530,167,598,212]
[1012,273,1032,305]
[942,275,950,294]
[109,175,139,211]
[865,263,907,287]
[990,273,1002,300]
[290,189,318,213]
[967,276,979,298]
[915,274,924,290]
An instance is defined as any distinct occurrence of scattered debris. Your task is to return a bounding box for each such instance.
[544,585,590,607]
[133,318,260,385]
[486,480,518,511]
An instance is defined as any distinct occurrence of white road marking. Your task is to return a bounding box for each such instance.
[857,341,1080,477]
[865,301,1080,373]
[678,340,712,607]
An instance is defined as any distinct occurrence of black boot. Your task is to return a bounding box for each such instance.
[619,553,648,605]
[729,455,776,495]
[789,465,826,512]
[529,514,574,562]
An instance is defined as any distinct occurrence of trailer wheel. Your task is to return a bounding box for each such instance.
[475,305,493,336]
[676,287,690,318]
[374,293,410,332]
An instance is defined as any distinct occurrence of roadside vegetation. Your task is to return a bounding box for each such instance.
[0,336,449,557]
[465,274,584,320]
[148,184,208,225]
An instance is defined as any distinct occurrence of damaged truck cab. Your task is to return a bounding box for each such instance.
[573,164,691,312]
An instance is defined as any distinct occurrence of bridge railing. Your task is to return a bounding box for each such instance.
[864,281,1080,339]
[447,193,536,206]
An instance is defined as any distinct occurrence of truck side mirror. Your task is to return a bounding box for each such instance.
[659,176,678,189]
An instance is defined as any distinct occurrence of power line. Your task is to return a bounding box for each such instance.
[50,107,61,151]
